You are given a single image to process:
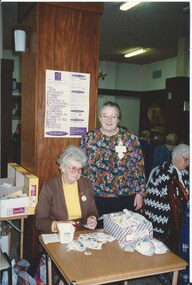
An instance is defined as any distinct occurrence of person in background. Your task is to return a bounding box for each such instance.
[138,130,153,180]
[152,132,178,167]
[35,145,98,234]
[144,144,189,243]
[80,101,146,225]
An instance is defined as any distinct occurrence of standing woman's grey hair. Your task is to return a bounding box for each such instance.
[57,145,88,168]
[99,101,121,120]
[172,144,189,159]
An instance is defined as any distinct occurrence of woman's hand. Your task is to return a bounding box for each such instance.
[84,216,97,229]
[134,193,144,211]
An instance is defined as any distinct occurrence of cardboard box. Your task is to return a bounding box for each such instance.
[0,165,28,217]
[103,212,153,246]
[15,170,39,215]
[0,186,29,217]
[0,163,39,217]
[7,162,25,179]
[7,162,18,178]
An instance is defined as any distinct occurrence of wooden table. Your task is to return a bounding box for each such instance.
[0,215,27,259]
[39,231,187,285]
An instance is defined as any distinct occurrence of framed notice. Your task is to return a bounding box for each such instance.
[44,70,90,138]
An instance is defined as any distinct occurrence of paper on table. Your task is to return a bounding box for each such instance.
[42,234,59,244]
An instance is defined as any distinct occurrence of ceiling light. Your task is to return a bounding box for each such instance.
[124,48,147,58]
[120,1,141,11]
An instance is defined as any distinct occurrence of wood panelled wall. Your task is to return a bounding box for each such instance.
[20,2,103,259]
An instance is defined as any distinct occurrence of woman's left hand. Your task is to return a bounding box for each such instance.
[134,193,144,211]
[84,216,97,229]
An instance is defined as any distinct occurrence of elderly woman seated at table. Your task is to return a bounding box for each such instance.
[35,145,99,234]
[144,144,189,246]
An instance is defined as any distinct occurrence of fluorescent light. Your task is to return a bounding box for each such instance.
[120,1,141,11]
[124,48,147,58]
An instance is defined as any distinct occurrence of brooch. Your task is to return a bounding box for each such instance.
[81,195,87,202]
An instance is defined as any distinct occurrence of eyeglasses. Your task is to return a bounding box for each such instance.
[66,165,83,174]
[100,114,118,120]
[181,156,189,163]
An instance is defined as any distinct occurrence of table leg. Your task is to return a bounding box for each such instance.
[124,281,129,285]
[20,218,24,259]
[47,255,52,285]
[172,271,179,285]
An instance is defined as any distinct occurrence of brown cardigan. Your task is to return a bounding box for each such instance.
[35,174,99,234]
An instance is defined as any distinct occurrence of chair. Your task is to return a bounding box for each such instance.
[167,177,189,253]
[0,249,12,285]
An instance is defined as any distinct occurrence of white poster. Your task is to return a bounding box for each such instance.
[44,69,90,138]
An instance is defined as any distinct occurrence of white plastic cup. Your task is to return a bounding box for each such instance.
[57,223,75,244]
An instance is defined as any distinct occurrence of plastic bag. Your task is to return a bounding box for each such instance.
[135,240,155,256]
[1,258,18,285]
[150,238,169,254]
[34,254,47,285]
[14,259,36,285]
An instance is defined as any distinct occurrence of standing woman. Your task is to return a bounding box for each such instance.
[80,101,146,222]
[35,145,98,234]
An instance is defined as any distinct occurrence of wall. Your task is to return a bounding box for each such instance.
[98,57,177,91]
[141,57,177,91]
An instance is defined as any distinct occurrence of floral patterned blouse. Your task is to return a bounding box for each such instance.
[80,128,146,198]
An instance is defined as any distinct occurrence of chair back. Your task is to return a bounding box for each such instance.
[168,177,188,252]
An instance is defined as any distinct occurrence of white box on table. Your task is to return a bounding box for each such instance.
[103,212,153,245]
[0,186,29,217]
[0,163,39,216]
